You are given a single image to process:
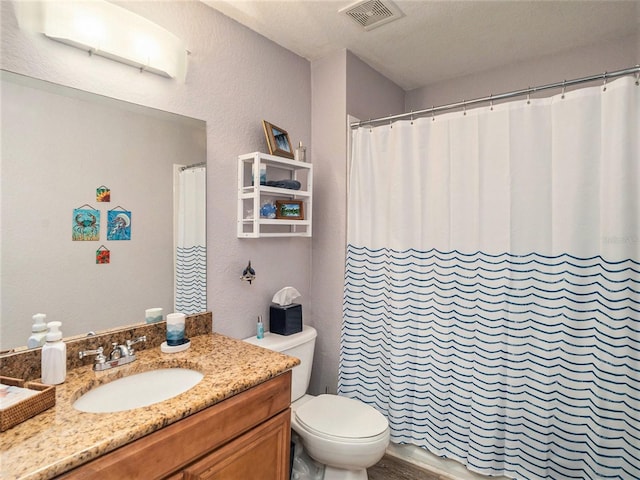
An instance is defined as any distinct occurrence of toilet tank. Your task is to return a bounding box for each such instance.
[243,325,317,402]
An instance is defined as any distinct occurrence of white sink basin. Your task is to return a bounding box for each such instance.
[73,368,204,413]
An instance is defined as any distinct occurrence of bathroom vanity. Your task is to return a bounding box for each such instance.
[0,329,298,480]
[59,372,291,479]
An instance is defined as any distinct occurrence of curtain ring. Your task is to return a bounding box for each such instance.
[431,106,435,122]
[635,70,640,86]
[410,110,414,125]
[463,100,467,116]
[561,80,566,99]
[489,94,494,111]
[527,88,531,105]
[603,72,608,92]
[390,118,393,129]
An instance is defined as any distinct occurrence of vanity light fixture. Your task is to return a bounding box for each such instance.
[15,0,188,80]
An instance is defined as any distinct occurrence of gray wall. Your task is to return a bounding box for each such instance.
[309,50,348,395]
[309,50,404,395]
[346,51,406,123]
[406,34,639,111]
[0,0,312,343]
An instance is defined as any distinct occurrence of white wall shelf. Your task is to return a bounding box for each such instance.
[237,152,312,238]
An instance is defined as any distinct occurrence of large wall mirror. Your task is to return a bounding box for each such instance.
[0,70,207,351]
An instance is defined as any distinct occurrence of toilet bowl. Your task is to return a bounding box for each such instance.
[243,326,389,480]
[291,394,389,480]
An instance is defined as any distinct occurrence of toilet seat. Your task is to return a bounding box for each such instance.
[294,394,388,442]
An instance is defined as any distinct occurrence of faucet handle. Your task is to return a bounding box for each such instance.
[125,335,147,354]
[79,346,106,364]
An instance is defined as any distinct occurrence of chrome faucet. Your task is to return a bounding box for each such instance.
[109,342,128,361]
[79,335,147,371]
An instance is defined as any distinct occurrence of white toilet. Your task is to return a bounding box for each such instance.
[244,325,389,480]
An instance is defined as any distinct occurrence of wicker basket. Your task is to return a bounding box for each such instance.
[0,376,56,432]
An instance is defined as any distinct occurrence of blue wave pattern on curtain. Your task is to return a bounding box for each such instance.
[175,245,207,313]
[340,246,640,479]
[341,77,639,480]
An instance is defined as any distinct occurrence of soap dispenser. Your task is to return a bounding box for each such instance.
[41,321,66,385]
[27,313,48,348]
[257,315,264,339]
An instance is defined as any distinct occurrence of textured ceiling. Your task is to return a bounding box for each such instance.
[203,0,639,91]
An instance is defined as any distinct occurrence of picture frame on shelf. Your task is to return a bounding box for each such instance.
[262,120,294,159]
[275,200,304,220]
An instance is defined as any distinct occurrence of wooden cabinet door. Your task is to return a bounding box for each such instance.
[182,409,291,480]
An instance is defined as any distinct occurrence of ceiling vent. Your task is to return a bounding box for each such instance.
[340,0,404,31]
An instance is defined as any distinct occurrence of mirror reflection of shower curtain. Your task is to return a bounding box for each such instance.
[175,166,206,314]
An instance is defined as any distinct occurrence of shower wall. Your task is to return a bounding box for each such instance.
[405,33,638,111]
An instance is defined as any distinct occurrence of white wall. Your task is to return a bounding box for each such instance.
[0,0,312,342]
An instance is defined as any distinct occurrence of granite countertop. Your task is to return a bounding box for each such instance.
[0,333,299,480]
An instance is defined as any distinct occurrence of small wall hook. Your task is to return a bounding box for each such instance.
[241,260,256,284]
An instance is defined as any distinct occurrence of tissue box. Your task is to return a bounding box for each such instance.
[269,303,302,336]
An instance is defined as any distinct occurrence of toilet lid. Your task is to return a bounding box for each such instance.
[294,394,388,440]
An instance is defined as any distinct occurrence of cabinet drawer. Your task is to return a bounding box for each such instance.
[60,371,291,480]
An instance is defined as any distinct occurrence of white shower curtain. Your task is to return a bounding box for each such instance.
[175,166,206,314]
[340,77,639,479]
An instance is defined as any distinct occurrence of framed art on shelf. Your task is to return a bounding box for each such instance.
[262,120,294,159]
[275,200,304,220]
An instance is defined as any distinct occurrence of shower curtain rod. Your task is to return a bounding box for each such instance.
[180,161,206,171]
[350,64,640,129]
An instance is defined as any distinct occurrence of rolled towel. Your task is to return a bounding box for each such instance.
[265,179,301,190]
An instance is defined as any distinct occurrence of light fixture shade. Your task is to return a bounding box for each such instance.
[15,1,188,80]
